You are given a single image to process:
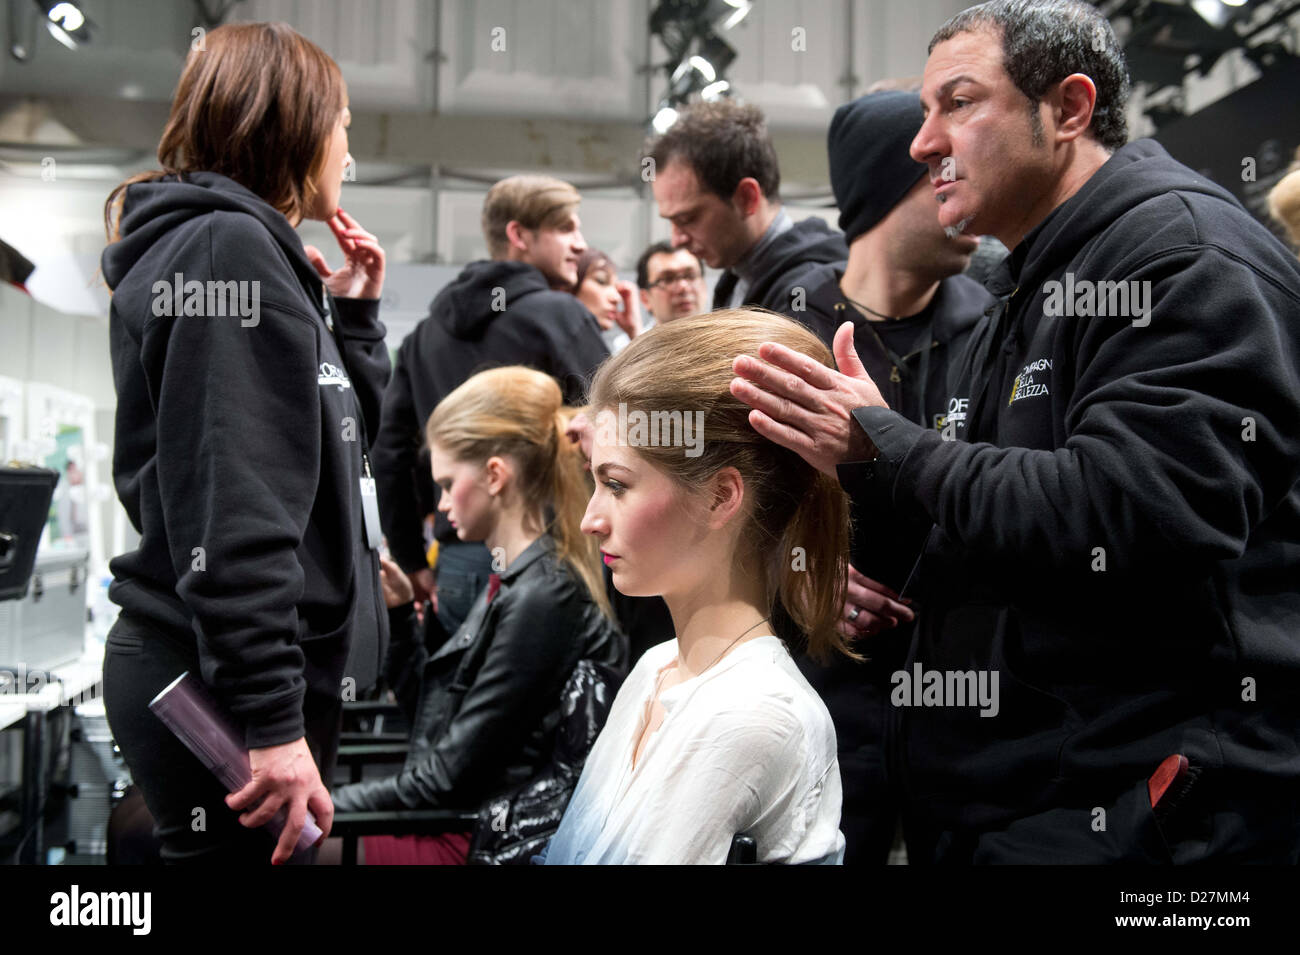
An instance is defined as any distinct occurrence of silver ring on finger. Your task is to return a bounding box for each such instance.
[847,606,861,622]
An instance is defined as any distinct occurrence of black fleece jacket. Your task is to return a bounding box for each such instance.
[711,216,848,312]
[372,260,609,572]
[101,172,391,749]
[840,139,1300,857]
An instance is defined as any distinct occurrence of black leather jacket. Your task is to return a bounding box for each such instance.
[331,535,627,812]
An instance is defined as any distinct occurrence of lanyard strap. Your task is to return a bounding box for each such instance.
[849,303,940,428]
[320,288,374,477]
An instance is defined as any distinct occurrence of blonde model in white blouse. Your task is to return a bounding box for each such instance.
[544,310,855,864]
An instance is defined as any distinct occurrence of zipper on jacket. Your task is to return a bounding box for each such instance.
[965,286,1019,440]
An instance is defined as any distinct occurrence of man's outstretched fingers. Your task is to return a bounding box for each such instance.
[757,340,839,390]
[747,408,814,458]
[731,379,818,443]
[732,354,821,411]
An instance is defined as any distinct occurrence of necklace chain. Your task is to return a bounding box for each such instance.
[646,616,771,718]
[842,292,901,322]
[699,616,770,674]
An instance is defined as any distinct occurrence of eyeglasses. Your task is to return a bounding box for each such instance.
[647,270,703,290]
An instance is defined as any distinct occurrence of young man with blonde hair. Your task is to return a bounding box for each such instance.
[372,174,609,635]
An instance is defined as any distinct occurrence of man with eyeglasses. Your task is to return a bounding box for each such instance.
[635,241,708,330]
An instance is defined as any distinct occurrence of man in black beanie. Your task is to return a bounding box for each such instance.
[779,89,995,864]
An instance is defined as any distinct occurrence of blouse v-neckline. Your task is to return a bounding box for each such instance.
[626,635,780,776]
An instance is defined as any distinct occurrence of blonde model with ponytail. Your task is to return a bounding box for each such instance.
[330,366,626,865]
[543,310,850,864]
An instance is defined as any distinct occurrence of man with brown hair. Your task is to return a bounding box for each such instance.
[372,174,609,636]
[646,100,846,312]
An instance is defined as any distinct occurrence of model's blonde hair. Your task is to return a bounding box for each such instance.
[427,366,610,620]
[588,309,853,662]
[481,175,582,259]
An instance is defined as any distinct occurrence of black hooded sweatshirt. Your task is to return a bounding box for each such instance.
[372,259,609,573]
[711,216,848,312]
[101,172,392,750]
[841,139,1300,861]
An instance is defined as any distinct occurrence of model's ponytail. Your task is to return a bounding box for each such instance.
[773,469,853,662]
[549,408,612,620]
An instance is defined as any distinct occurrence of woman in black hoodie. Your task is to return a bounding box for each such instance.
[100,22,389,865]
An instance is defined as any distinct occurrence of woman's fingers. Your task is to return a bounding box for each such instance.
[302,245,333,279]
[226,775,265,812]
[328,214,357,254]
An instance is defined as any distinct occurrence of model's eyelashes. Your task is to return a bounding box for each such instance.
[603,479,626,496]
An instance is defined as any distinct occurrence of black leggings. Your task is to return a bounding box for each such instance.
[102,613,342,865]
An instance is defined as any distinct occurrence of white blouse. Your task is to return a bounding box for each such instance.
[544,635,845,864]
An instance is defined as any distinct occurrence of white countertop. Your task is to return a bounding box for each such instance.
[0,633,105,729]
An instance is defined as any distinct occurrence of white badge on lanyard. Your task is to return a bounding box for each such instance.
[360,454,382,551]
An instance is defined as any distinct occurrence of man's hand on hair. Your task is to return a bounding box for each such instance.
[730,322,885,477]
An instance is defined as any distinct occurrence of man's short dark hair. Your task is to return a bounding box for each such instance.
[930,0,1130,151]
[635,240,704,289]
[645,100,781,202]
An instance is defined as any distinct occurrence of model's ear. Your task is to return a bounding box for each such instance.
[706,466,746,530]
[484,455,513,496]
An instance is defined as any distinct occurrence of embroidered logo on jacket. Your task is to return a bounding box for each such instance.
[318,361,352,391]
[1009,358,1051,404]
[936,395,969,439]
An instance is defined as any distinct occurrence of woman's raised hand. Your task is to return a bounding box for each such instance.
[615,279,644,338]
[304,208,386,300]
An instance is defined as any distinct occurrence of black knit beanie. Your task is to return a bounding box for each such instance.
[827,90,930,243]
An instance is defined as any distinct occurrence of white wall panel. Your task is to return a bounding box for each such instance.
[718,0,845,127]
[438,0,649,119]
[244,0,436,110]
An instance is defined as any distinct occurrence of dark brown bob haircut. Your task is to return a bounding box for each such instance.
[105,22,346,240]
